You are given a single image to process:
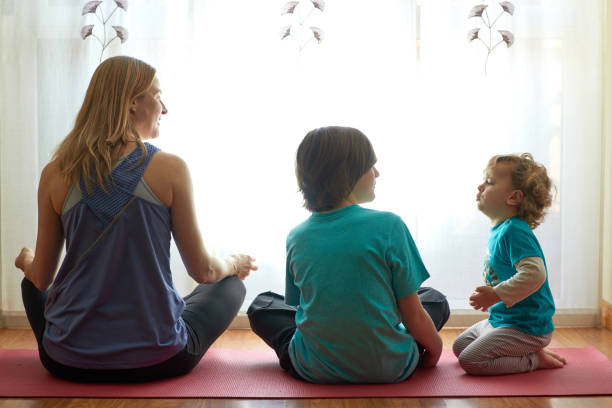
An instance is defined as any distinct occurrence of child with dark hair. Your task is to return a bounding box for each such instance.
[247,126,449,383]
[453,153,567,375]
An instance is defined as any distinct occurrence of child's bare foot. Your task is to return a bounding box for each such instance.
[536,348,566,370]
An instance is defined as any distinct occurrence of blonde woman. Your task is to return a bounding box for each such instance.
[15,56,257,382]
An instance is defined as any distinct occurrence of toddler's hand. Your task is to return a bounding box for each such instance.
[227,254,258,280]
[469,285,500,312]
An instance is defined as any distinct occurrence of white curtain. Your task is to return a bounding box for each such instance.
[0,0,603,313]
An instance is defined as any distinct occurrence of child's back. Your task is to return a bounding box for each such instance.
[286,205,426,383]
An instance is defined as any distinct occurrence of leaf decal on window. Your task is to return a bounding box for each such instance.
[112,26,129,43]
[499,1,515,16]
[310,26,324,43]
[468,4,488,18]
[467,28,480,42]
[280,25,292,40]
[498,30,514,47]
[311,0,325,12]
[82,1,103,15]
[281,1,299,15]
[80,24,94,39]
[114,0,129,11]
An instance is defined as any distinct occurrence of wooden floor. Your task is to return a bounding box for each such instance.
[1,327,611,407]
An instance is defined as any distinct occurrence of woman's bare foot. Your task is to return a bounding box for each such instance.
[536,348,567,370]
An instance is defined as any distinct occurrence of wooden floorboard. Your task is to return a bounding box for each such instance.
[1,327,611,407]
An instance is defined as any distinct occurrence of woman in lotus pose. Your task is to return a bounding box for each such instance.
[15,56,257,382]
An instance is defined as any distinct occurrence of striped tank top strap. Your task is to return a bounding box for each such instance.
[80,143,161,225]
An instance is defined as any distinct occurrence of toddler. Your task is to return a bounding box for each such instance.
[453,153,567,375]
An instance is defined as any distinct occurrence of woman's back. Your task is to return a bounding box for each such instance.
[43,143,187,369]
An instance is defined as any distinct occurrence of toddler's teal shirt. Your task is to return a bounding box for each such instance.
[486,216,555,336]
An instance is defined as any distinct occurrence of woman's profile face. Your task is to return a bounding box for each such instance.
[130,77,168,140]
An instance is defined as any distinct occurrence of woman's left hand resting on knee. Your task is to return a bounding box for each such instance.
[15,247,37,283]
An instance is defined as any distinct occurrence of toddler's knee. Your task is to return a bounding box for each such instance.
[451,339,464,358]
[457,352,484,375]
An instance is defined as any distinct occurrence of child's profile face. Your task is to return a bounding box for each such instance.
[476,162,517,219]
[350,166,379,204]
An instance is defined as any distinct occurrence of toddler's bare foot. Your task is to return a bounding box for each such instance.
[536,348,566,370]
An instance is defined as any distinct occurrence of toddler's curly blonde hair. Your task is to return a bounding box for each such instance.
[488,153,553,229]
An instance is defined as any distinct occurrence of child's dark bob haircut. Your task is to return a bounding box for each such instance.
[296,126,377,212]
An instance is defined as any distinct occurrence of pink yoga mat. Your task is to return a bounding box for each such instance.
[0,347,610,398]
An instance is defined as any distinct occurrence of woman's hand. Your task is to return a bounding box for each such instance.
[469,285,500,312]
[226,254,258,280]
[15,247,35,274]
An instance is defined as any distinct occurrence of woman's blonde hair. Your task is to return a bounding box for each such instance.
[488,153,553,229]
[53,56,156,193]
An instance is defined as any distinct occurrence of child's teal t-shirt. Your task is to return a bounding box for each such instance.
[285,205,429,383]
[485,216,555,336]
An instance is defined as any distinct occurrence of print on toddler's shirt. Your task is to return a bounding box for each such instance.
[484,251,499,286]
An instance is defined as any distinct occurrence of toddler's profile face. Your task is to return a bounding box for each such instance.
[476,162,516,218]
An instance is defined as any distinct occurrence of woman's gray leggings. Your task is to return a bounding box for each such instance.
[22,276,245,383]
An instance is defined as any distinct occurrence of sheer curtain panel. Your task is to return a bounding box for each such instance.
[0,0,603,315]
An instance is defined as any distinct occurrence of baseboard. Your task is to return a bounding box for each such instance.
[2,308,601,330]
[0,311,31,328]
[602,300,612,331]
[231,308,601,330]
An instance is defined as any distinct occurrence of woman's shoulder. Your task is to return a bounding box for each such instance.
[148,150,188,170]
[143,151,191,207]
[40,160,71,214]
[146,150,192,183]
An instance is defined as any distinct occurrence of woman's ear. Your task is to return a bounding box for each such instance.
[507,189,524,206]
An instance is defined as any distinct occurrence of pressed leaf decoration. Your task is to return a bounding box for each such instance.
[80,24,94,39]
[80,0,129,63]
[467,28,480,42]
[280,25,292,40]
[281,1,299,15]
[311,0,325,12]
[499,1,515,15]
[280,0,325,51]
[468,4,488,18]
[498,30,514,47]
[467,1,515,74]
[310,26,323,44]
[112,26,128,43]
[82,1,103,15]
[114,0,128,11]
